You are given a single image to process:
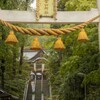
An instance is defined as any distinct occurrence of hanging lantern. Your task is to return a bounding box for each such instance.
[5,31,18,45]
[77,29,89,42]
[30,37,42,50]
[54,37,65,50]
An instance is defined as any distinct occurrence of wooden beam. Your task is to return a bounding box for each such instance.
[0,9,99,24]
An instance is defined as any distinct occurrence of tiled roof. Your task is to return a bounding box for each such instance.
[23,50,48,61]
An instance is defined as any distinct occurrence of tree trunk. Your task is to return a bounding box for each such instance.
[1,59,5,89]
[12,48,16,77]
[58,50,62,67]
[0,32,5,89]
[19,45,24,74]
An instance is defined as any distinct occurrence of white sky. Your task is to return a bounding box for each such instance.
[30,0,36,9]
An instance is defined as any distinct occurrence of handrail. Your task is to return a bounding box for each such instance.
[23,80,29,100]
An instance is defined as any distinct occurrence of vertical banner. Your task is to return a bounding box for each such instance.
[36,0,57,21]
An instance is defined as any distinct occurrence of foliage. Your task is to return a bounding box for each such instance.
[58,0,96,11]
[47,24,100,100]
[0,0,32,99]
[65,0,96,11]
[46,0,100,100]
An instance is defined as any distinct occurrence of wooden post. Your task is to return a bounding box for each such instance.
[97,0,100,51]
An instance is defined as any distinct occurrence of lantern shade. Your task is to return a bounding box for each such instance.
[54,37,65,50]
[5,31,18,45]
[77,29,89,42]
[30,38,42,50]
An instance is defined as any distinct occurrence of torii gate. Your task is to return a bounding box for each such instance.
[0,0,100,50]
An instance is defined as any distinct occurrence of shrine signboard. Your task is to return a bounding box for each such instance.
[36,0,57,20]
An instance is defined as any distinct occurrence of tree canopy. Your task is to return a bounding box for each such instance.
[47,0,100,100]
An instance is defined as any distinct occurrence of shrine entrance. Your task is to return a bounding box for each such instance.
[0,0,100,100]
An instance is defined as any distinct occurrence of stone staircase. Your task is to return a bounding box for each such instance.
[26,81,32,100]
[24,76,50,100]
[43,80,49,100]
[35,80,41,100]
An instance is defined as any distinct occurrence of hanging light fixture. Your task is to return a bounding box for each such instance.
[77,29,89,42]
[5,31,18,45]
[54,37,65,50]
[30,37,42,50]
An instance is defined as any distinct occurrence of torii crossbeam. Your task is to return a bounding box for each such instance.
[0,0,100,50]
[0,9,99,24]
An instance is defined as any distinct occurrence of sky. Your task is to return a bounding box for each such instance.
[30,0,36,9]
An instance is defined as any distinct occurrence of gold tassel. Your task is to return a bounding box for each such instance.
[77,29,89,42]
[54,37,65,50]
[30,37,42,50]
[5,31,18,45]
